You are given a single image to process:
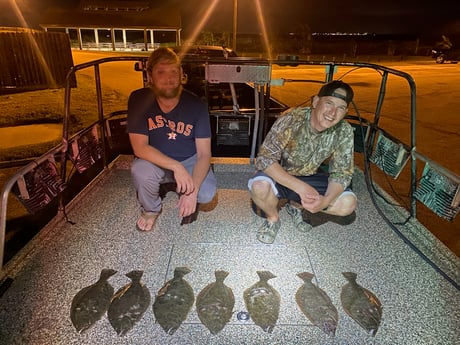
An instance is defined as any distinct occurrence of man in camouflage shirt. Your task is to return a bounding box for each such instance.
[248,80,357,244]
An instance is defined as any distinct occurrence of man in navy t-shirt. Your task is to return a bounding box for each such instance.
[127,47,216,231]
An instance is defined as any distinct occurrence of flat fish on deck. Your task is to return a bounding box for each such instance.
[70,268,117,333]
[108,270,151,336]
[153,266,195,335]
[295,272,339,336]
[196,270,235,334]
[243,271,280,333]
[340,272,382,336]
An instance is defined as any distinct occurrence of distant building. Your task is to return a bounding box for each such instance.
[79,0,150,12]
[40,0,182,51]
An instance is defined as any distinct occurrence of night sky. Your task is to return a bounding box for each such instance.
[2,0,459,39]
[175,0,460,38]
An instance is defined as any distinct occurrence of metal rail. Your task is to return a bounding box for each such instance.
[2,56,458,274]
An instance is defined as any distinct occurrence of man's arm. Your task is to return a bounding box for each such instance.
[190,137,212,189]
[304,123,354,213]
[177,137,212,217]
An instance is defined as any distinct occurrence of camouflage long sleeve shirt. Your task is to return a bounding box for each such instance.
[255,106,354,190]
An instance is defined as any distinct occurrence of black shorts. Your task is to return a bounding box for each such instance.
[248,172,332,217]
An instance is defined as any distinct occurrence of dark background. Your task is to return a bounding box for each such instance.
[2,0,459,42]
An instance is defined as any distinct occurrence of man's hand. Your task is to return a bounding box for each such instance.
[295,180,319,203]
[301,195,329,213]
[177,192,198,217]
[173,165,195,195]
[295,181,328,213]
[300,181,344,213]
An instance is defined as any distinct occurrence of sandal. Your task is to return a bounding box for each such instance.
[136,211,159,231]
[256,219,281,244]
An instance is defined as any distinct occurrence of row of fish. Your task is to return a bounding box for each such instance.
[70,268,382,337]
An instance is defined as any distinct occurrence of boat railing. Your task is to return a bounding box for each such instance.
[1,56,459,274]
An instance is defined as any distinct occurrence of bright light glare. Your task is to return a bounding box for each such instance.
[179,0,222,57]
[9,0,28,27]
[254,0,272,59]
[8,0,57,86]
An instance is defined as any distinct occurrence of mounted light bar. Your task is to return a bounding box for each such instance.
[370,131,410,179]
[13,155,66,214]
[67,125,103,173]
[414,162,460,221]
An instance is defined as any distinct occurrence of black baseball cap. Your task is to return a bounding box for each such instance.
[318,80,354,105]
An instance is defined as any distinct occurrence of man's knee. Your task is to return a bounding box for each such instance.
[198,187,216,204]
[131,159,163,184]
[197,171,217,204]
[250,180,273,199]
[334,194,357,216]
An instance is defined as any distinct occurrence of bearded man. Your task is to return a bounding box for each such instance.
[127,47,216,231]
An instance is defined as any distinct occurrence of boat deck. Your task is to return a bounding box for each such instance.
[0,155,459,345]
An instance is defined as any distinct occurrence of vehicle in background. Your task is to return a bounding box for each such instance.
[431,48,459,64]
[431,35,459,64]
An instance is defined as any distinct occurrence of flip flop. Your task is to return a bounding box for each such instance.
[136,211,159,231]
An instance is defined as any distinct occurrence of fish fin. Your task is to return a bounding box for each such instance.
[174,267,191,279]
[256,271,276,281]
[215,270,229,282]
[126,270,143,281]
[342,271,357,282]
[297,272,314,282]
[100,268,117,281]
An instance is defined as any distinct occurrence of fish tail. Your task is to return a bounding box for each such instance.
[126,270,143,282]
[296,272,314,282]
[100,268,117,281]
[342,271,357,283]
[174,266,191,279]
[214,270,229,282]
[257,270,276,282]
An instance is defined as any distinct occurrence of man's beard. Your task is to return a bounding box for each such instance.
[152,84,182,99]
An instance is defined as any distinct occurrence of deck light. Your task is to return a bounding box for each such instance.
[414,162,460,221]
[67,125,103,173]
[369,131,410,179]
[13,156,66,214]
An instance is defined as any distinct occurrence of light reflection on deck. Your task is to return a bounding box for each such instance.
[0,155,458,344]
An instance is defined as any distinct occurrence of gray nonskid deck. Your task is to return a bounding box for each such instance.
[0,156,458,345]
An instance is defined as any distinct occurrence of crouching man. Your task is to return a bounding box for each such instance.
[248,80,357,243]
[127,47,216,231]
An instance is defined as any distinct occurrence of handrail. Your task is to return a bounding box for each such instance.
[1,55,458,275]
[0,143,66,269]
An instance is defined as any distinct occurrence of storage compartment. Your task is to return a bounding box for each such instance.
[215,116,252,146]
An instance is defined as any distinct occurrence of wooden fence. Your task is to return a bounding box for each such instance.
[0,30,75,94]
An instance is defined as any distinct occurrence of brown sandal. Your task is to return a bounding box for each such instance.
[136,211,159,231]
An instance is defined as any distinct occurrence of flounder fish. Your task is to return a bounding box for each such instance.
[196,270,235,334]
[295,272,338,336]
[340,272,382,336]
[153,266,195,335]
[108,270,151,336]
[243,271,280,333]
[70,268,117,333]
